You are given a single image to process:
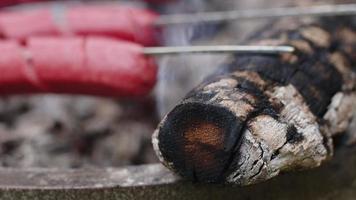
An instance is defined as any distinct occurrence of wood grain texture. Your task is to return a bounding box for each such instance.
[153,16,356,184]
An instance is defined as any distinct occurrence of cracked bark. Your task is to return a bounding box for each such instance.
[153,15,356,184]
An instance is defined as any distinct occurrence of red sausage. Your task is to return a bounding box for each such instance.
[0,0,173,7]
[0,5,159,45]
[0,37,157,97]
[0,0,44,7]
[66,6,158,45]
[0,8,60,38]
[0,41,41,94]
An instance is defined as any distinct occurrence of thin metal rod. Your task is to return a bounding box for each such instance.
[155,4,356,25]
[143,45,294,55]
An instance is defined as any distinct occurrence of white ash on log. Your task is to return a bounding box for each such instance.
[153,16,356,184]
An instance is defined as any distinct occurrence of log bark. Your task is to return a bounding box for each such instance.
[153,15,356,184]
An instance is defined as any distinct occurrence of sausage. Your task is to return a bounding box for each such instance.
[0,0,43,7]
[0,0,171,7]
[0,37,157,97]
[0,5,159,45]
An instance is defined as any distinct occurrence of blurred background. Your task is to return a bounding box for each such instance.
[0,0,342,169]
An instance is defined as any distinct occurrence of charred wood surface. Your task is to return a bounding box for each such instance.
[153,16,356,184]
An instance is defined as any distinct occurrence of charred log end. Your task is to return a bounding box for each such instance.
[157,102,243,183]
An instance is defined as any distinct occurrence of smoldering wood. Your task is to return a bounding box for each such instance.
[153,16,356,184]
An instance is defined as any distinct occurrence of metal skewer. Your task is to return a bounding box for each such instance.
[155,4,356,25]
[143,45,294,55]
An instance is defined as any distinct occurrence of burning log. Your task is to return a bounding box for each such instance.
[153,16,356,184]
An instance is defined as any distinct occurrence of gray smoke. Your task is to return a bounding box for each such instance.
[155,0,296,117]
